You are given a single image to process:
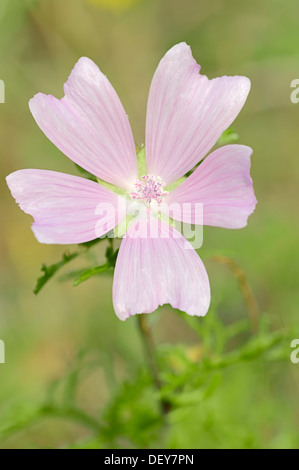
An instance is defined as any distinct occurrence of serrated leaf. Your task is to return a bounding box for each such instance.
[34,252,79,294]
[34,235,112,294]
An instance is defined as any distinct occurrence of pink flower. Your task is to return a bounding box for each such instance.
[6,43,256,321]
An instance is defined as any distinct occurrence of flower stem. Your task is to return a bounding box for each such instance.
[137,315,170,415]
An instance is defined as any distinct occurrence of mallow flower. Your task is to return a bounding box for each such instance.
[6,43,256,321]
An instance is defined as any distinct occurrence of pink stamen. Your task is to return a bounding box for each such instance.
[130,174,168,205]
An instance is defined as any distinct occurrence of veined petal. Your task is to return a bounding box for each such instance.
[145,42,250,185]
[165,145,257,229]
[29,57,138,191]
[6,169,126,244]
[113,216,210,320]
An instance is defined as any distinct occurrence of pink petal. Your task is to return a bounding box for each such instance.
[165,145,257,229]
[29,57,138,191]
[6,170,126,244]
[113,216,210,320]
[145,42,251,185]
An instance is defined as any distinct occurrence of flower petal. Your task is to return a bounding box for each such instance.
[165,145,257,229]
[6,169,126,244]
[113,216,210,320]
[29,57,138,191]
[145,42,251,185]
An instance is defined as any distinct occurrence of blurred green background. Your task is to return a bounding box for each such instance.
[0,0,299,449]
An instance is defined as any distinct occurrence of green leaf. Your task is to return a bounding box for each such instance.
[102,371,162,447]
[105,245,119,267]
[73,263,111,287]
[72,242,119,286]
[79,237,105,249]
[34,235,113,294]
[217,128,239,145]
[137,145,147,177]
[34,252,79,294]
[74,163,98,182]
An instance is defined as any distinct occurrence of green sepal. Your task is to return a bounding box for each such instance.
[216,127,239,145]
[137,145,147,177]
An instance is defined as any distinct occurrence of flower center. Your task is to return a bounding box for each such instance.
[129,174,168,205]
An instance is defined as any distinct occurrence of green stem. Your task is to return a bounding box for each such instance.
[137,315,171,415]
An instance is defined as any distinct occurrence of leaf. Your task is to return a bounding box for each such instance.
[79,237,105,249]
[34,234,113,294]
[216,128,239,145]
[137,145,147,177]
[105,245,119,267]
[74,163,98,182]
[102,371,162,447]
[73,263,111,287]
[71,241,119,286]
[34,252,79,295]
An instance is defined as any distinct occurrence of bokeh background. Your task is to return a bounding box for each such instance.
[0,0,299,449]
